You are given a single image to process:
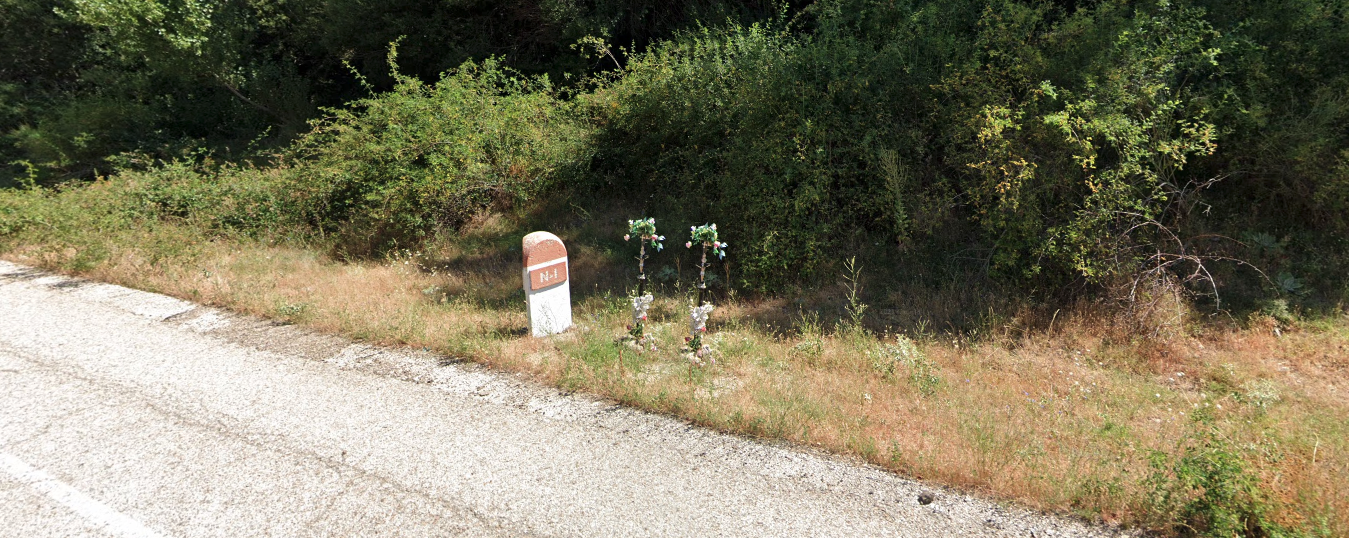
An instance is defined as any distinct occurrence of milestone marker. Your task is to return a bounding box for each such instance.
[522,231,572,337]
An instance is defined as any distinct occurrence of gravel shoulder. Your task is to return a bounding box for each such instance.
[0,260,1137,537]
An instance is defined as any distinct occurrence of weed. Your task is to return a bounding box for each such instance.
[790,339,823,358]
[794,309,823,338]
[791,309,825,360]
[870,337,940,395]
[1146,411,1290,537]
[1238,380,1281,412]
[275,301,310,320]
[1255,298,1295,324]
[654,265,678,283]
[842,256,868,331]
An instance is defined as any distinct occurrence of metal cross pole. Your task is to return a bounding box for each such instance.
[637,240,647,297]
[697,243,708,307]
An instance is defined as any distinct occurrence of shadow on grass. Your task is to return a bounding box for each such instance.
[394,202,1035,343]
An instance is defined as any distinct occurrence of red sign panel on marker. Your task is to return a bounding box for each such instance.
[523,231,568,291]
[529,261,568,290]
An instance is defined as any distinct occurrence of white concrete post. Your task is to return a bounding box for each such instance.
[522,231,572,337]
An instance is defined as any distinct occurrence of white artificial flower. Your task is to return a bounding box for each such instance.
[632,294,654,325]
[689,303,714,335]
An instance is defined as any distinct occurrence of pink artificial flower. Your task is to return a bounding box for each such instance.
[624,234,631,241]
[686,241,693,248]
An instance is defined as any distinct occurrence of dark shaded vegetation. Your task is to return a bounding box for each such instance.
[0,0,781,185]
[3,0,1347,318]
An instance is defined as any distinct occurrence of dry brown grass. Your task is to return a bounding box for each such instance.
[4,219,1346,536]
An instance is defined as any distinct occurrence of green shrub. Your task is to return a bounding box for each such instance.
[289,55,590,256]
[1146,411,1296,537]
[592,15,960,290]
[583,0,1348,305]
[966,3,1225,285]
[590,1,1233,295]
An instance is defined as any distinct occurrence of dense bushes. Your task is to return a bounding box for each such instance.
[585,0,1348,303]
[0,0,777,186]
[588,1,1218,291]
[592,23,847,288]
[288,57,589,256]
[3,0,1347,307]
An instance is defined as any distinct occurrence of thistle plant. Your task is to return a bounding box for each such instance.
[684,224,727,365]
[624,218,664,344]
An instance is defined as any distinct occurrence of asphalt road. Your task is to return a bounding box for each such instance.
[0,261,1132,537]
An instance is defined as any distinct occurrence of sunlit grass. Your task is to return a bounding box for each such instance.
[2,205,1345,537]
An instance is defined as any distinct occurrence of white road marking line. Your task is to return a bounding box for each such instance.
[0,451,167,538]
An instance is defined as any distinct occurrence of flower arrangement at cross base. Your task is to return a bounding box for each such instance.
[684,302,715,366]
[629,294,656,351]
[684,223,727,368]
[624,218,664,349]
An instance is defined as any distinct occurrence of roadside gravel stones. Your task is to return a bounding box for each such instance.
[918,492,936,505]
